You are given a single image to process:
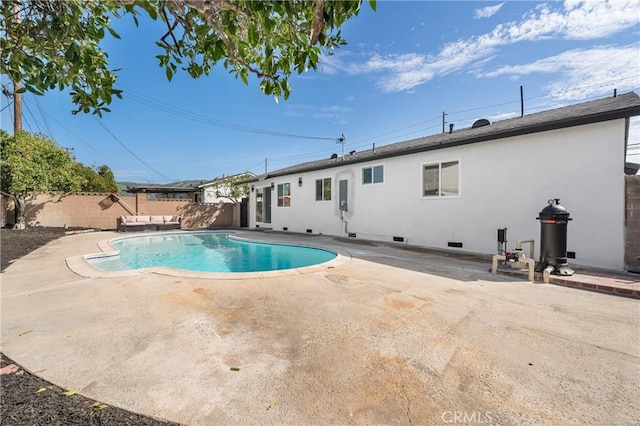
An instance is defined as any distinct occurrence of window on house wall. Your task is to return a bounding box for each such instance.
[423,160,460,197]
[339,179,348,211]
[362,165,384,184]
[255,188,263,221]
[315,178,332,201]
[277,183,291,207]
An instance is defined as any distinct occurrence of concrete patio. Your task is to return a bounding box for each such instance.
[1,230,638,425]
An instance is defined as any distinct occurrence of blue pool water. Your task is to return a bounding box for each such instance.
[88,232,337,273]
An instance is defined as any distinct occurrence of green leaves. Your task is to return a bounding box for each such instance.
[1,0,371,113]
[0,131,117,197]
[1,0,124,116]
[0,131,80,197]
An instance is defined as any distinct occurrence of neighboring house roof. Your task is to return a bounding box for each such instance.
[198,172,256,189]
[242,92,640,183]
[625,162,640,175]
[127,185,199,194]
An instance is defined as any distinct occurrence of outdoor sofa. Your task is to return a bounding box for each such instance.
[117,215,181,232]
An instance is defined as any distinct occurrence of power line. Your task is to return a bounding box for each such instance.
[121,86,336,141]
[38,109,148,182]
[21,99,40,133]
[0,99,13,112]
[92,116,175,182]
[34,96,55,140]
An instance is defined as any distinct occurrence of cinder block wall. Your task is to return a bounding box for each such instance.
[134,193,236,228]
[2,193,238,230]
[24,193,134,229]
[625,175,640,272]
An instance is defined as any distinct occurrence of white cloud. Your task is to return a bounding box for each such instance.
[284,104,352,125]
[313,105,352,125]
[474,3,505,19]
[324,0,639,94]
[479,44,640,101]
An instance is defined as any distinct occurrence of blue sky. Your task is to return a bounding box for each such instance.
[2,0,639,183]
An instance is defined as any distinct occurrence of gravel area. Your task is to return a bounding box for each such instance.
[1,227,179,426]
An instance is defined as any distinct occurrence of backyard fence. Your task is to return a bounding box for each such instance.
[1,192,239,230]
[625,175,640,273]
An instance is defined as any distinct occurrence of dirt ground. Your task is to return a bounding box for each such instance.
[1,227,178,425]
[1,227,71,271]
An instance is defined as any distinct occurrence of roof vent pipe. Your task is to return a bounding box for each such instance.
[449,123,454,134]
[372,143,376,153]
[613,88,617,97]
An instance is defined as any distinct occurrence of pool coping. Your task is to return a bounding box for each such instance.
[65,230,352,280]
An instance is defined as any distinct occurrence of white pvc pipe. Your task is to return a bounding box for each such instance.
[491,254,506,274]
[524,258,535,282]
[542,265,554,283]
[492,254,535,282]
[516,239,535,260]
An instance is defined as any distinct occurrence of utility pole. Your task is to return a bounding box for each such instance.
[12,2,22,133]
[442,111,447,134]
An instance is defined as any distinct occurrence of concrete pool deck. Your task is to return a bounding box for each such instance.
[1,230,639,425]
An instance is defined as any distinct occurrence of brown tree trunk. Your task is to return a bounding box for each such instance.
[14,194,26,230]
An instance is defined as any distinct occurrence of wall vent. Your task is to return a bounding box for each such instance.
[348,232,357,238]
[567,251,576,259]
[283,227,288,231]
[306,229,313,233]
[393,236,405,242]
[448,242,463,248]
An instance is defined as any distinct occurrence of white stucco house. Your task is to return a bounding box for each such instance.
[242,92,640,271]
[198,172,255,204]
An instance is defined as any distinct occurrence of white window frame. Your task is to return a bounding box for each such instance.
[362,164,384,185]
[315,177,332,201]
[421,158,461,199]
[277,183,291,207]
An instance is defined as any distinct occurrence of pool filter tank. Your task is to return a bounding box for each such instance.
[536,199,574,276]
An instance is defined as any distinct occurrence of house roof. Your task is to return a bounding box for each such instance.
[127,185,199,194]
[242,92,640,183]
[198,172,257,188]
[626,162,640,175]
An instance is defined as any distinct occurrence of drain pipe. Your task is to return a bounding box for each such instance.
[340,210,348,234]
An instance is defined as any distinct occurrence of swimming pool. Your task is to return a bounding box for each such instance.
[87,232,337,273]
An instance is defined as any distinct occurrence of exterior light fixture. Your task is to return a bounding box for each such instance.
[298,177,303,187]
[251,185,254,192]
[271,182,275,189]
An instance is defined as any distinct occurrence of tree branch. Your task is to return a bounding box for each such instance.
[159,2,181,56]
[310,0,325,45]
[172,0,279,81]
